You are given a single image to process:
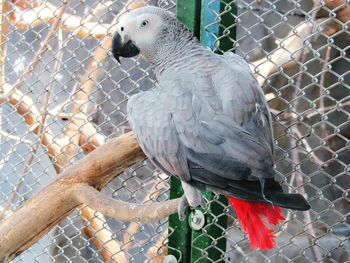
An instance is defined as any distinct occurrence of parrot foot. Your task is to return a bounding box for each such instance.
[177,194,206,221]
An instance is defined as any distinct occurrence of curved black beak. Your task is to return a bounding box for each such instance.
[112,32,140,63]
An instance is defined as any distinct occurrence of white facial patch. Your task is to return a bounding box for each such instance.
[116,12,163,53]
[132,14,162,48]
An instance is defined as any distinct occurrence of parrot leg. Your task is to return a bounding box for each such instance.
[178,181,206,221]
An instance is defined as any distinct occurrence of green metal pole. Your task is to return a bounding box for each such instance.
[189,1,237,262]
[176,0,202,38]
[169,0,237,262]
[190,192,228,262]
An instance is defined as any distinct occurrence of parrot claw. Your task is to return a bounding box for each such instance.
[178,195,189,221]
[200,198,207,210]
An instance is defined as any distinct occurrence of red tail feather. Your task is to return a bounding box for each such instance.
[227,196,285,250]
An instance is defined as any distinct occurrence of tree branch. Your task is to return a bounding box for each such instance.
[74,184,179,223]
[0,132,179,261]
[250,21,313,86]
[3,83,62,168]
[251,0,350,85]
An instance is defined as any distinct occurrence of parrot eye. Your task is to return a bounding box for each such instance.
[141,20,148,27]
[120,26,124,32]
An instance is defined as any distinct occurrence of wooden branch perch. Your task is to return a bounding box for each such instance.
[0,132,180,261]
[75,184,179,223]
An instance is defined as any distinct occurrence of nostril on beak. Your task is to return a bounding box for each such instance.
[123,34,130,44]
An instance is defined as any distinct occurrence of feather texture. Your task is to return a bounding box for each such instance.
[227,196,285,250]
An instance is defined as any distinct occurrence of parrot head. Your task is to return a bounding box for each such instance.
[112,6,194,64]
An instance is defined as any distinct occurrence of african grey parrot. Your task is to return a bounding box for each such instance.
[111,6,310,249]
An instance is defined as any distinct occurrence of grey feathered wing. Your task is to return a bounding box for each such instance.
[127,88,191,182]
[219,53,274,158]
[170,53,276,180]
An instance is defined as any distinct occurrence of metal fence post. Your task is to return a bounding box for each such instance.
[169,1,237,262]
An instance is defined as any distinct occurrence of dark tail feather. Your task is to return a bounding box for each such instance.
[226,178,311,211]
[266,192,311,211]
[227,196,285,250]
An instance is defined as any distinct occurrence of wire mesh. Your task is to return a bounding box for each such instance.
[0,0,349,262]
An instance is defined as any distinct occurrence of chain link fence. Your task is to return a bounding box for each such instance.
[0,0,349,262]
